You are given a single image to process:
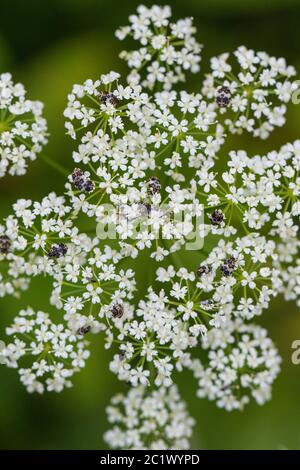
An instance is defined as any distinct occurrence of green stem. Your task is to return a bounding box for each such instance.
[39,153,70,177]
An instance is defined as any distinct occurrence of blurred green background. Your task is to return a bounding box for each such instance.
[0,0,300,450]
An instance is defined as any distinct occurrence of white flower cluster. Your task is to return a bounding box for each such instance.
[157,235,281,323]
[104,385,194,449]
[194,141,300,250]
[190,319,281,411]
[275,237,300,307]
[1,307,90,393]
[116,4,202,90]
[202,47,298,139]
[108,291,197,388]
[0,192,90,298]
[281,260,300,307]
[63,70,224,258]
[52,246,136,333]
[0,73,48,177]
[63,71,145,141]
[1,4,299,451]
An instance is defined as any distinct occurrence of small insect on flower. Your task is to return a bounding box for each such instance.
[197,264,212,277]
[82,179,95,193]
[216,86,231,108]
[147,177,161,195]
[71,168,95,193]
[119,350,126,360]
[138,202,152,217]
[200,299,216,311]
[86,277,98,283]
[209,209,225,226]
[0,235,11,254]
[72,168,84,184]
[100,91,119,107]
[76,325,91,336]
[111,303,124,319]
[220,256,237,277]
[47,243,68,259]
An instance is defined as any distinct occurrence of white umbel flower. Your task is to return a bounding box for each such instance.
[0,73,48,177]
[104,385,195,449]
[2,307,91,393]
[191,319,281,411]
[202,47,298,139]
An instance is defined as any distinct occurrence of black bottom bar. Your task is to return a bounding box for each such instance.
[0,450,300,466]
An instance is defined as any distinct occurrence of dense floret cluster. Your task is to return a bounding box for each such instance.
[0,73,48,177]
[104,385,195,449]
